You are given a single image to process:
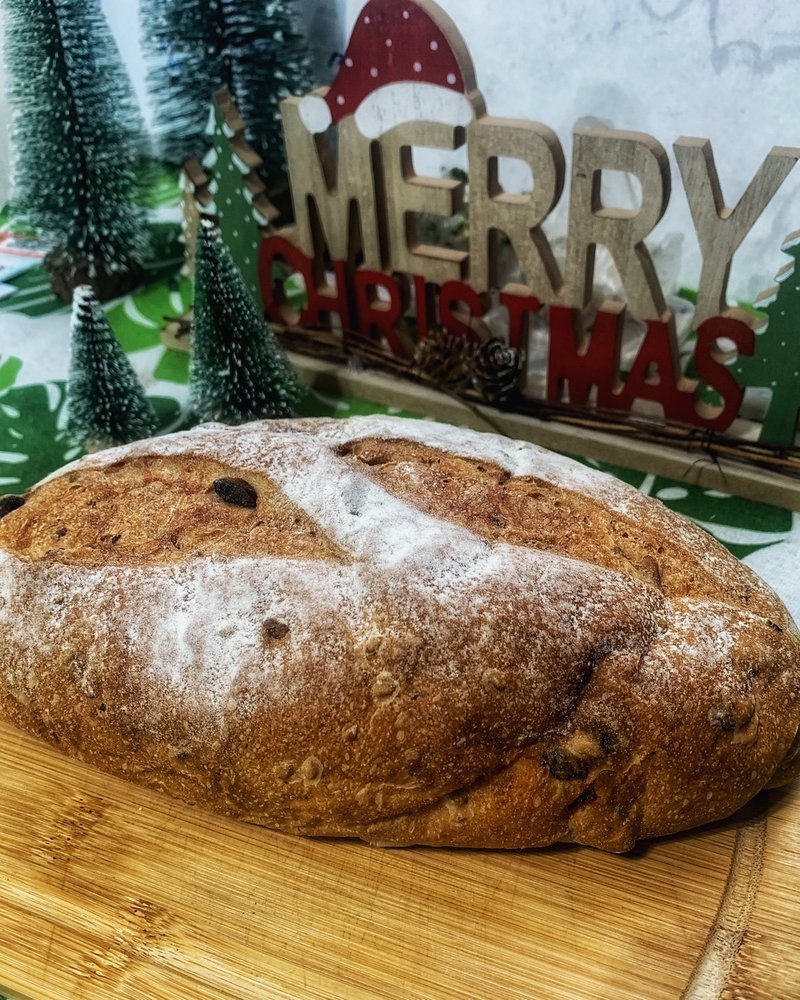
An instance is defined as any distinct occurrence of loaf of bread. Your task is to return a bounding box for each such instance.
[0,414,797,851]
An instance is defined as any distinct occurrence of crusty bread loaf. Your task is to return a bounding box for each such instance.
[0,414,797,851]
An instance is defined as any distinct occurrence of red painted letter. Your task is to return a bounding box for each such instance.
[439,280,485,345]
[500,284,542,356]
[692,312,755,431]
[259,235,351,329]
[354,269,410,357]
[547,303,623,407]
[612,317,696,422]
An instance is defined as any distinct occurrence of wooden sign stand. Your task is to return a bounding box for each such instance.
[174,0,800,503]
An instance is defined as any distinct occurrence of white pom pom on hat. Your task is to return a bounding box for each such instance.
[298,94,334,134]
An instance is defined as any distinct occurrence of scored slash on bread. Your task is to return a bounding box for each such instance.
[0,415,797,851]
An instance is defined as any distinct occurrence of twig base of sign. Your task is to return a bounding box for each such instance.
[288,351,800,512]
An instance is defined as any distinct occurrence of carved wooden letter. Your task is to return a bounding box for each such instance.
[379,120,468,285]
[561,128,671,321]
[281,95,383,268]
[674,138,800,328]
[467,116,565,299]
[547,302,624,407]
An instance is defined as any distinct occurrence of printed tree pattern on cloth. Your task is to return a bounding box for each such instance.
[66,286,158,452]
[140,0,313,181]
[189,220,303,423]
[732,231,800,446]
[5,0,148,293]
[200,89,278,306]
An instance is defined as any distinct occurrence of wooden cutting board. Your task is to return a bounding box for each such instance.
[0,717,797,1000]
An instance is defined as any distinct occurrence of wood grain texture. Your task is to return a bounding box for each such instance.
[0,717,797,1000]
[560,128,671,322]
[380,120,468,285]
[282,97,384,269]
[467,116,565,299]
[674,138,799,329]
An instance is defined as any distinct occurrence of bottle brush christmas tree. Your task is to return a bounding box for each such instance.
[5,0,149,302]
[189,219,303,423]
[67,286,158,452]
[140,0,312,185]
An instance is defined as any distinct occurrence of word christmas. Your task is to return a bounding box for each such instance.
[258,0,800,442]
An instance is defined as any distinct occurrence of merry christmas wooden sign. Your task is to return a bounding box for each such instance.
[254,0,800,452]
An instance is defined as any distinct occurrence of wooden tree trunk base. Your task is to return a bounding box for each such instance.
[45,252,144,304]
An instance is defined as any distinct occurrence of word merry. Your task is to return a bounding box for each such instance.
[258,94,800,432]
[278,101,799,333]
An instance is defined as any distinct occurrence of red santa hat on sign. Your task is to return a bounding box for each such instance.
[299,0,485,138]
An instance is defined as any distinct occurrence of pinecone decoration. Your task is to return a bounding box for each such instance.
[470,338,525,403]
[412,328,475,391]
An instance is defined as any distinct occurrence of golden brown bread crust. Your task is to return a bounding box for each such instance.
[0,415,797,851]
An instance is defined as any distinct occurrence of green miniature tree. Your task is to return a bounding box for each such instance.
[189,220,303,423]
[140,0,313,182]
[4,0,149,301]
[67,286,158,452]
[732,232,800,446]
